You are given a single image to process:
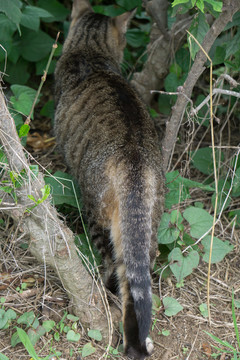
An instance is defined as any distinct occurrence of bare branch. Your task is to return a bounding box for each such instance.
[191,88,240,116]
[162,0,240,172]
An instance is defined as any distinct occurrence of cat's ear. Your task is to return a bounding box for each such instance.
[71,0,93,20]
[113,8,137,35]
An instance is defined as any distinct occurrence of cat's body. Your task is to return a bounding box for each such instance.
[54,1,164,358]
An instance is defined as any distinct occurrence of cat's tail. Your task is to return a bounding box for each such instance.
[110,161,158,359]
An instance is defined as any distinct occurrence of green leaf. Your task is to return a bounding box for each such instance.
[40,100,55,120]
[0,13,17,42]
[19,124,30,137]
[202,236,234,263]
[168,248,199,282]
[16,327,41,360]
[175,48,190,74]
[10,85,37,118]
[226,29,240,58]
[75,233,102,268]
[44,171,82,208]
[158,213,180,244]
[229,209,240,227]
[82,342,96,357]
[212,46,226,65]
[88,329,102,342]
[0,0,22,27]
[17,311,35,326]
[41,184,51,202]
[67,314,79,322]
[67,330,81,342]
[116,0,141,9]
[165,170,214,209]
[5,58,30,85]
[235,299,240,309]
[164,73,179,93]
[163,297,183,316]
[172,0,189,7]
[204,0,222,12]
[126,28,149,48]
[42,320,55,332]
[0,309,8,329]
[196,0,204,12]
[152,294,161,312]
[199,303,208,318]
[191,147,224,175]
[20,28,54,62]
[0,353,10,360]
[20,5,52,31]
[27,326,46,346]
[5,309,17,320]
[161,329,170,336]
[188,12,210,60]
[11,331,21,347]
[158,94,172,115]
[36,57,57,76]
[37,0,70,22]
[183,206,213,238]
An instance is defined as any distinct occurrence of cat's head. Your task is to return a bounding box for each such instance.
[64,0,136,63]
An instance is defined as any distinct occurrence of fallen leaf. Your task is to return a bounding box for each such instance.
[202,342,212,358]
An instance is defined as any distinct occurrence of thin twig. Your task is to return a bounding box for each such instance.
[25,32,60,125]
[191,88,240,115]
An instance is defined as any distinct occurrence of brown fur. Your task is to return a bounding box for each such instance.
[54,1,165,358]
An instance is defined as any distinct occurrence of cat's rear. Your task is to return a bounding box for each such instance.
[54,0,164,358]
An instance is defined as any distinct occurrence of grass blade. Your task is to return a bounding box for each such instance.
[232,290,240,349]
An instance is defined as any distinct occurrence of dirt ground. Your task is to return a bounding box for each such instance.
[0,196,240,360]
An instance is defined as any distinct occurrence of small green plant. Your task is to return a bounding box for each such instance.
[205,291,240,358]
[0,308,99,359]
[199,303,209,318]
[27,184,51,211]
[16,282,28,293]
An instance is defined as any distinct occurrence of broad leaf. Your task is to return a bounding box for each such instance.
[88,329,102,342]
[82,342,96,358]
[158,213,180,244]
[188,12,209,60]
[191,147,224,175]
[169,248,199,282]
[0,0,22,27]
[20,28,54,62]
[66,330,81,342]
[42,320,55,332]
[10,85,37,118]
[205,0,222,12]
[37,0,70,22]
[163,297,183,316]
[183,206,213,238]
[202,236,234,263]
[0,353,9,360]
[44,171,82,208]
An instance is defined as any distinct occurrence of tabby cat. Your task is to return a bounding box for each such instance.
[54,0,165,358]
